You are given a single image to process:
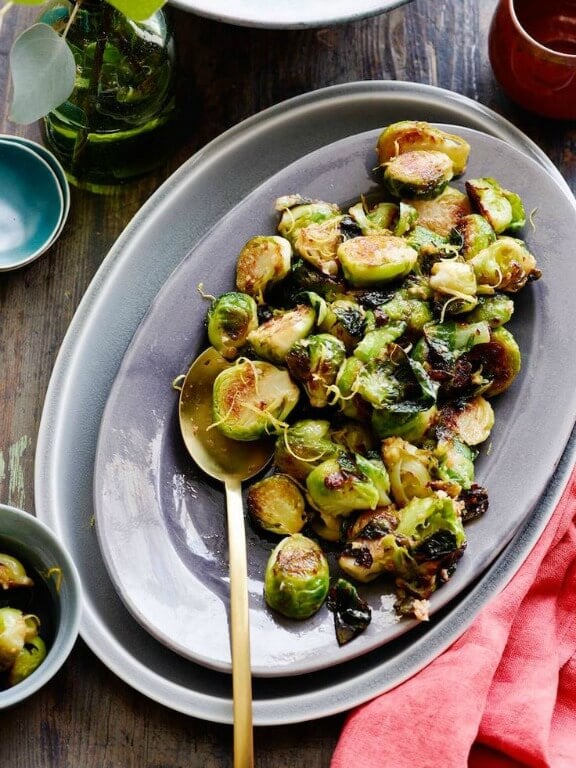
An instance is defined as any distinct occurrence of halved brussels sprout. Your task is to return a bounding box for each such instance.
[383,150,454,200]
[276,196,343,276]
[0,608,40,673]
[330,420,376,455]
[306,454,380,518]
[338,235,418,287]
[285,333,347,408]
[464,293,514,328]
[466,177,526,234]
[318,298,366,351]
[376,121,471,175]
[235,235,292,304]
[381,436,436,507]
[434,437,476,490]
[429,260,478,315]
[406,186,472,238]
[377,294,434,336]
[462,326,522,397]
[353,321,407,364]
[457,213,497,259]
[338,506,405,583]
[274,419,343,482]
[372,404,437,444]
[348,199,397,234]
[206,292,259,359]
[247,474,308,535]
[334,356,372,421]
[0,554,33,590]
[469,236,542,293]
[437,395,495,446]
[8,635,47,687]
[418,320,492,365]
[212,359,299,440]
[263,534,330,619]
[356,454,392,506]
[247,304,316,364]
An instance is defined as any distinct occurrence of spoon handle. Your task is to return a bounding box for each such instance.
[225,478,254,768]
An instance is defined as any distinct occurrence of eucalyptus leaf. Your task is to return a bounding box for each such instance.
[107,0,166,21]
[9,23,76,125]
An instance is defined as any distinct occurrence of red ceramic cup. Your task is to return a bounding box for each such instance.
[489,0,576,119]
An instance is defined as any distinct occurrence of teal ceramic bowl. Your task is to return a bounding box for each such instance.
[0,139,65,271]
[0,134,71,241]
[0,504,82,709]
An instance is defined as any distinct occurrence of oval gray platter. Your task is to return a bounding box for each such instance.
[35,81,576,725]
[93,124,576,677]
[169,0,412,30]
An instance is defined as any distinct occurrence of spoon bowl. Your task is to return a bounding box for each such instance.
[176,346,273,768]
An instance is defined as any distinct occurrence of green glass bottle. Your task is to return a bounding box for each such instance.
[40,0,178,193]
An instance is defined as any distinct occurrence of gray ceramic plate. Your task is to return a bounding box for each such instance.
[35,81,576,724]
[169,0,411,29]
[93,125,576,677]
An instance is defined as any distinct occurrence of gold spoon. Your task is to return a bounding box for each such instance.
[175,346,273,768]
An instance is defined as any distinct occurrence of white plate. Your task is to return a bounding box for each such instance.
[169,0,412,29]
[35,81,576,724]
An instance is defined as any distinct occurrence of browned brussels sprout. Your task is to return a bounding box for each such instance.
[383,150,454,200]
[286,333,347,408]
[264,534,330,619]
[247,304,316,364]
[338,235,418,287]
[457,213,497,259]
[376,121,471,175]
[466,177,526,234]
[235,235,292,304]
[469,236,542,293]
[212,359,300,440]
[247,473,308,535]
[273,419,343,483]
[206,292,258,359]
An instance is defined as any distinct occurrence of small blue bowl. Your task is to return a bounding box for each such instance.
[0,134,71,241]
[0,139,65,271]
[0,504,82,709]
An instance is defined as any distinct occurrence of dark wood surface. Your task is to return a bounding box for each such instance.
[1,1,575,765]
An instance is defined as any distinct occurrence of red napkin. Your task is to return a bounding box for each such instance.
[332,466,576,768]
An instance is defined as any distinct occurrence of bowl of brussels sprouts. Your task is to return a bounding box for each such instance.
[0,504,81,709]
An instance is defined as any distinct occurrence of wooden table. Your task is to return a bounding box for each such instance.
[0,1,574,765]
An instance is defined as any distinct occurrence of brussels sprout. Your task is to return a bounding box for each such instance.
[338,508,406,583]
[437,395,495,446]
[306,454,380,518]
[353,321,407,364]
[383,150,454,200]
[285,333,347,408]
[466,177,526,234]
[406,186,472,238]
[8,635,47,687]
[372,404,437,444]
[206,292,259,359]
[263,534,330,619]
[381,436,436,507]
[212,359,300,440]
[462,326,522,397]
[318,298,367,351]
[326,578,372,645]
[457,213,497,259]
[247,304,316,364]
[247,474,308,535]
[419,320,492,365]
[351,359,404,410]
[276,196,343,276]
[434,437,476,490]
[405,225,452,258]
[429,260,478,314]
[0,554,33,590]
[310,510,346,543]
[274,419,343,482]
[338,235,418,287]
[348,199,398,234]
[0,608,39,672]
[376,121,471,175]
[268,258,347,306]
[235,235,292,304]
[356,454,392,506]
[464,293,514,328]
[330,421,376,455]
[469,236,542,293]
[377,294,434,336]
[334,357,372,421]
